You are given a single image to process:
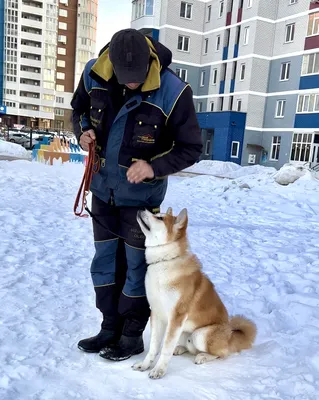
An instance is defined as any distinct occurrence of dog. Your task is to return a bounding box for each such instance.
[132,207,257,379]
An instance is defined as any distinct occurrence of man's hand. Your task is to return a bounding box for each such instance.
[80,129,96,151]
[127,160,155,184]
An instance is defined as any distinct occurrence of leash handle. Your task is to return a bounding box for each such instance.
[74,141,96,217]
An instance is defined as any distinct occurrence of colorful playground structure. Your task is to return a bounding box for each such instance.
[32,136,88,165]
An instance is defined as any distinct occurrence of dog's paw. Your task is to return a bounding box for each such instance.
[173,345,187,356]
[148,366,166,379]
[132,360,151,372]
[194,353,217,365]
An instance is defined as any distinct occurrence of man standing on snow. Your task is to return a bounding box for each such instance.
[71,28,202,361]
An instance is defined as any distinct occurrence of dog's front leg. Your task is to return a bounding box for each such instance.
[132,312,165,372]
[148,313,187,379]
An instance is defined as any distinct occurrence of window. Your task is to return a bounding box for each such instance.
[56,84,65,92]
[270,136,281,161]
[212,68,218,85]
[58,47,66,55]
[302,53,319,75]
[43,94,54,101]
[57,60,66,68]
[197,102,202,112]
[59,9,67,17]
[289,0,298,4]
[58,35,67,44]
[280,62,290,81]
[240,63,246,80]
[275,100,286,118]
[219,1,224,18]
[307,12,319,37]
[285,23,295,43]
[204,38,209,54]
[42,106,53,113]
[176,68,187,81]
[210,102,215,111]
[237,99,242,112]
[55,108,65,116]
[231,141,240,158]
[180,2,192,19]
[58,22,67,30]
[297,94,319,113]
[247,0,252,8]
[205,140,211,156]
[290,133,313,162]
[206,5,211,22]
[216,35,221,51]
[177,35,190,52]
[56,96,64,104]
[200,71,206,87]
[57,72,65,80]
[243,27,250,45]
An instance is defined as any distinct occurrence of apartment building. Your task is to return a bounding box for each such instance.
[131,0,319,169]
[0,0,97,131]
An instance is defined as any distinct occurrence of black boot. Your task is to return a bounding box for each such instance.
[78,328,116,353]
[99,334,144,361]
[78,316,117,353]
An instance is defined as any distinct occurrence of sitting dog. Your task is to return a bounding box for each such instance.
[133,207,257,379]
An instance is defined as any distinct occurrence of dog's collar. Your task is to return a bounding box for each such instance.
[145,241,183,265]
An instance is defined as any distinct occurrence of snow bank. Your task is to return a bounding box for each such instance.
[274,163,316,185]
[184,160,276,179]
[0,139,30,158]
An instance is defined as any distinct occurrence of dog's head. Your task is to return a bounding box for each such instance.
[137,207,188,247]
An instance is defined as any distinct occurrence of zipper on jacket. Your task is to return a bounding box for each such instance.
[101,158,106,168]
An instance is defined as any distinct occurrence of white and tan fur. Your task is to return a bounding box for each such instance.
[133,208,257,379]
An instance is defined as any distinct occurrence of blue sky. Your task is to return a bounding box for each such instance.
[96,0,133,54]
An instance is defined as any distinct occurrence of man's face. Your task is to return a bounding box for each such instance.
[125,83,141,90]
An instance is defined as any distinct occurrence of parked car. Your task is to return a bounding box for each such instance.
[7,132,53,150]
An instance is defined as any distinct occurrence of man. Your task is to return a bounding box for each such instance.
[71,28,202,361]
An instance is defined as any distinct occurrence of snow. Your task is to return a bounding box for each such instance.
[184,160,277,179]
[1,160,319,400]
[0,139,31,159]
[274,163,316,186]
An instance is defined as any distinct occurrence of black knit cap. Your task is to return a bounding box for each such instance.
[109,29,150,85]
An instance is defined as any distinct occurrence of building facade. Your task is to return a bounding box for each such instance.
[131,0,319,169]
[0,0,97,131]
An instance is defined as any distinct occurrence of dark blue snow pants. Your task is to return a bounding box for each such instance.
[90,195,159,337]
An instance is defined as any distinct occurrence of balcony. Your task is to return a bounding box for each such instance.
[219,81,225,94]
[21,31,42,43]
[19,83,41,93]
[305,35,319,51]
[20,57,41,67]
[21,45,42,55]
[223,46,229,61]
[21,17,42,30]
[19,96,41,106]
[20,71,41,81]
[22,5,44,16]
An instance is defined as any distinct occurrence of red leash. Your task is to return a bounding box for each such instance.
[74,141,99,217]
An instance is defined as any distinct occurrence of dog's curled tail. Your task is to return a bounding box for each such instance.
[229,315,257,353]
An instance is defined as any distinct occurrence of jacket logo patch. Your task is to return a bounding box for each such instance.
[137,134,155,144]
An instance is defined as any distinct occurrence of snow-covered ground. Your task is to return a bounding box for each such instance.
[0,139,31,159]
[1,160,319,400]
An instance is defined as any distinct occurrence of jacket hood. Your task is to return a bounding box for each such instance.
[92,35,172,92]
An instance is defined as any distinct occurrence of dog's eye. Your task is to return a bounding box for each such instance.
[156,216,164,221]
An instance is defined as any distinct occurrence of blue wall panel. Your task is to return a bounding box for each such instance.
[230,79,235,93]
[233,44,239,58]
[223,46,229,61]
[294,113,319,128]
[196,111,246,164]
[219,80,225,94]
[299,75,319,90]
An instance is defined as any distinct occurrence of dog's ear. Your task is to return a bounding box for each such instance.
[175,208,188,229]
[166,207,173,216]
